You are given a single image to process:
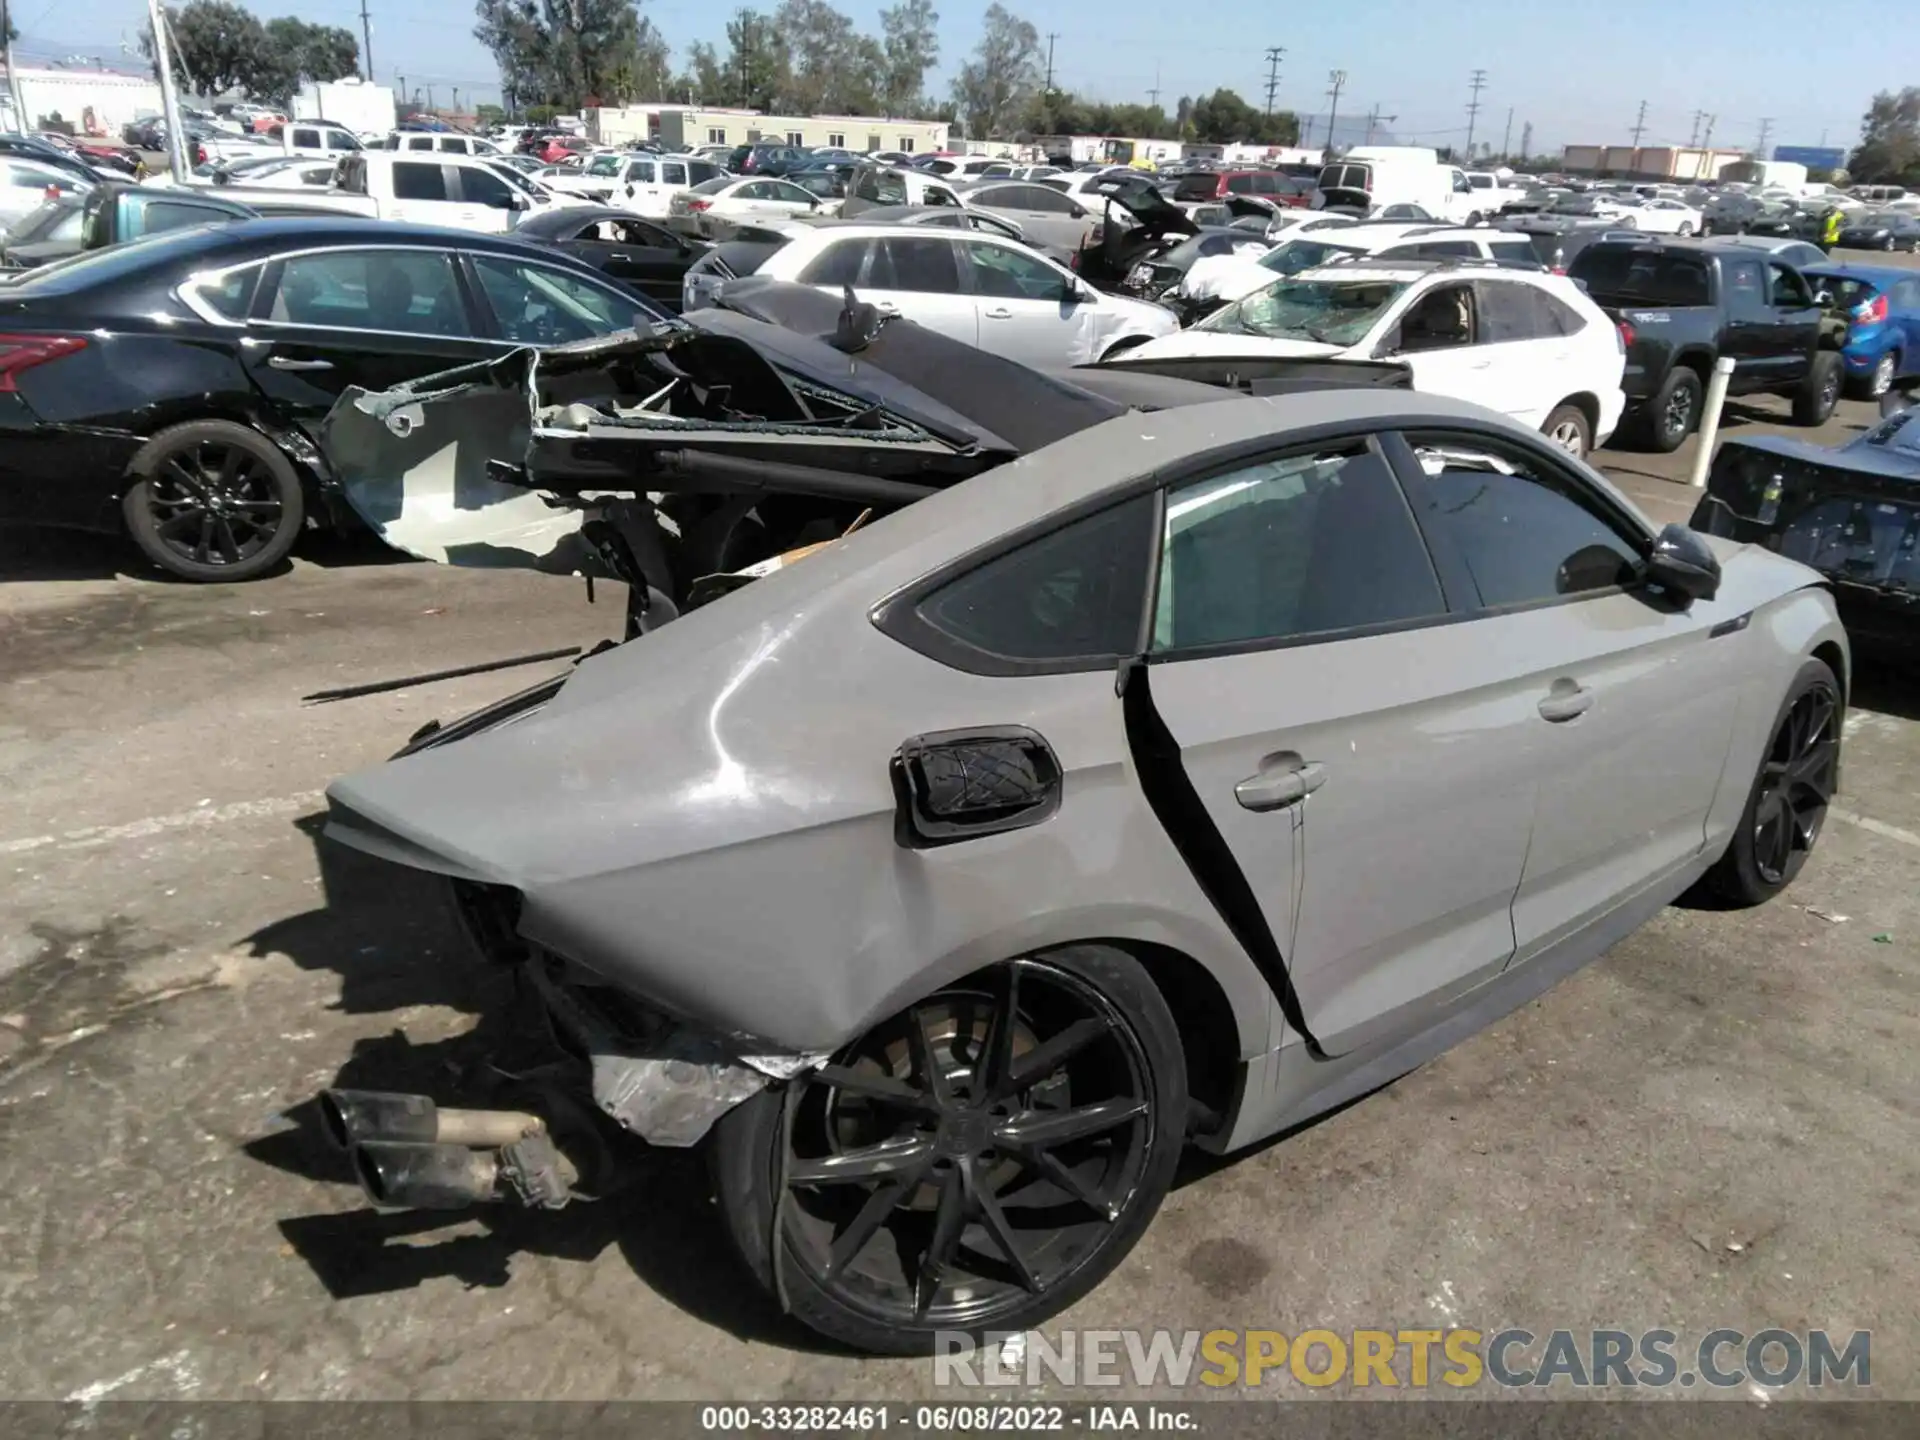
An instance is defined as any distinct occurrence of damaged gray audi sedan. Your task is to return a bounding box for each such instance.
[316,302,1848,1353]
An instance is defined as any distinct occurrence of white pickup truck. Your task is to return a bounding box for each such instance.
[332,151,587,230]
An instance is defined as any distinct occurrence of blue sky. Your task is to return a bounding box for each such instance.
[25,0,1899,152]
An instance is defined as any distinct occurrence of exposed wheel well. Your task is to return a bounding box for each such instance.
[1673,350,1715,387]
[1100,333,1153,362]
[1105,939,1242,1137]
[1555,392,1600,433]
[1812,639,1849,706]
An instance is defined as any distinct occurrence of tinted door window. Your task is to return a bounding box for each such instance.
[1567,247,1711,305]
[1475,281,1557,342]
[1769,262,1813,308]
[190,264,263,320]
[326,131,357,151]
[142,200,238,235]
[1404,435,1644,608]
[868,236,961,292]
[960,240,1064,299]
[910,495,1155,667]
[1152,446,1446,652]
[470,255,639,343]
[292,128,320,148]
[1722,258,1769,320]
[268,250,467,336]
[392,162,449,201]
[456,165,517,208]
[660,161,687,185]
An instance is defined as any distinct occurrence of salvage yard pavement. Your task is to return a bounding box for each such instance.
[2,397,1918,1402]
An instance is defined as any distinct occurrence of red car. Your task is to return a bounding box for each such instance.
[536,135,591,165]
[1172,169,1315,207]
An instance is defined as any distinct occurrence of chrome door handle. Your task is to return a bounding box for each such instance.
[1538,686,1594,722]
[1234,760,1327,813]
[267,355,333,371]
[983,307,1014,319]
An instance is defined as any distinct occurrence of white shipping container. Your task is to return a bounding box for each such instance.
[292,78,397,138]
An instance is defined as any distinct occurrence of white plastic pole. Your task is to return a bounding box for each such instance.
[1689,355,1738,488]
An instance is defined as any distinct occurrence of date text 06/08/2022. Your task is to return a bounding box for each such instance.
[699,1405,1197,1431]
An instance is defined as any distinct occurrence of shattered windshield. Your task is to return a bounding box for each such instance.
[1201,276,1408,346]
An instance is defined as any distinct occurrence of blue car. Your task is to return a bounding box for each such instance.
[1806,263,1920,398]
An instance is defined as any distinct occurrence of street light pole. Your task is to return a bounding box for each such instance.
[1324,70,1346,150]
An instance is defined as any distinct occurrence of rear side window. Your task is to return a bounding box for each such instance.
[141,200,237,237]
[904,495,1156,669]
[868,235,960,292]
[1566,247,1710,305]
[393,162,449,201]
[1152,446,1445,652]
[797,238,868,287]
[1174,174,1221,201]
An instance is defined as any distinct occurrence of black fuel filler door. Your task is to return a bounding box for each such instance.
[891,726,1063,849]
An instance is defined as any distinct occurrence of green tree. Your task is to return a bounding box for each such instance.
[1850,87,1920,185]
[254,17,360,104]
[951,3,1040,140]
[776,0,882,113]
[472,0,670,111]
[719,8,789,112]
[878,0,938,116]
[1187,87,1297,145]
[145,0,268,96]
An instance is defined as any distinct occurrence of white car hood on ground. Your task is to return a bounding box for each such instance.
[1125,329,1346,361]
[1180,254,1278,304]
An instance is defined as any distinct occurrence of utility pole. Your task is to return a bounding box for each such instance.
[426,83,436,113]
[1,0,27,131]
[1262,46,1285,118]
[1687,110,1704,148]
[1044,33,1058,94]
[1697,113,1716,179]
[1465,68,1487,157]
[1500,106,1513,159]
[1629,98,1647,147]
[1364,105,1397,145]
[1323,69,1346,150]
[144,0,191,181]
[1519,120,1532,162]
[1148,64,1160,111]
[1755,116,1773,158]
[359,0,374,83]
[452,86,460,115]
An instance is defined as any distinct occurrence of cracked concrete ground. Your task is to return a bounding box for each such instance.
[1,390,1917,1404]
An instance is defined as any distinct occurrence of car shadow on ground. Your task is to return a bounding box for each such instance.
[245,815,853,1354]
[0,523,416,584]
[1851,651,1920,722]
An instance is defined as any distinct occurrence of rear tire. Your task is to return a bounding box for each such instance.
[122,420,303,583]
[710,944,1189,1355]
[1791,351,1842,426]
[1541,402,1592,458]
[1636,366,1701,453]
[1851,351,1898,400]
[1701,658,1841,907]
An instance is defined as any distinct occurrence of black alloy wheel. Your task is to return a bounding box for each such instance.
[122,420,303,582]
[1702,658,1841,905]
[1752,680,1840,886]
[713,946,1187,1353]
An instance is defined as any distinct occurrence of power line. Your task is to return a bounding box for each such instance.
[1262,46,1285,118]
[1323,69,1346,149]
[1629,98,1647,147]
[1464,68,1487,155]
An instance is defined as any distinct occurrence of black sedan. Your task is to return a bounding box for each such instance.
[509,205,712,312]
[0,219,673,582]
[1840,209,1920,253]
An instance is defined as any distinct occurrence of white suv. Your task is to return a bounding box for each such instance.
[751,223,1177,367]
[1182,222,1544,310]
[1127,261,1627,455]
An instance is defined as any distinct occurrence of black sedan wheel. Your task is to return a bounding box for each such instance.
[1704,658,1840,905]
[122,420,304,582]
[712,945,1187,1353]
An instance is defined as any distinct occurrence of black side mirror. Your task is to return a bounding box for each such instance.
[1646,522,1721,603]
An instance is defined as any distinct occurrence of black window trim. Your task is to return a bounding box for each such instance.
[1383,425,1657,619]
[872,416,1492,678]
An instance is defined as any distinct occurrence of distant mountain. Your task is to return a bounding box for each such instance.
[9,31,147,74]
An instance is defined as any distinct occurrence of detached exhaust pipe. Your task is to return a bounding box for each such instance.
[321,1088,594,1212]
[353,1141,502,1210]
[321,1088,546,1149]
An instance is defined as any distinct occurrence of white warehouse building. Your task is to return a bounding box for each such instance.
[0,63,162,137]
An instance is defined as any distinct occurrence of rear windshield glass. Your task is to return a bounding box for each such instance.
[1173,174,1221,201]
[1805,273,1881,308]
[690,176,733,195]
[1317,163,1372,193]
[1566,248,1712,306]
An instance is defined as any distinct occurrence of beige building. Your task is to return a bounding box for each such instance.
[652,108,949,154]
[1560,144,1749,181]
